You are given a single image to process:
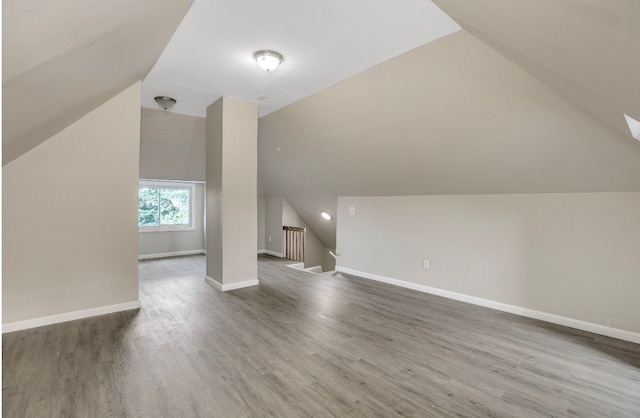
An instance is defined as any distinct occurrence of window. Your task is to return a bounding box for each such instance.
[138,181,195,232]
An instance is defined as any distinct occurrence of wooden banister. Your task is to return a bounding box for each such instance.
[283,226,306,261]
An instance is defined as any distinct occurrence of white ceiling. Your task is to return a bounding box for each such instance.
[141,0,460,117]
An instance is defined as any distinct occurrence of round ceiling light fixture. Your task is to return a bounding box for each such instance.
[154,96,176,110]
[321,211,332,221]
[253,50,283,73]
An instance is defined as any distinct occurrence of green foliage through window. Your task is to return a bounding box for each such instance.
[139,185,190,227]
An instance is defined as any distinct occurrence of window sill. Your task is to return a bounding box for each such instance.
[139,226,196,233]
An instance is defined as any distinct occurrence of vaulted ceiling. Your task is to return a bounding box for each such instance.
[2,0,194,165]
[258,28,640,248]
[432,0,640,138]
[258,0,640,248]
[4,0,639,251]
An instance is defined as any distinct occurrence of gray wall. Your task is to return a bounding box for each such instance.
[264,196,334,271]
[3,83,141,324]
[206,97,258,286]
[282,199,335,271]
[206,99,224,282]
[336,193,640,333]
[257,31,640,251]
[140,108,206,181]
[265,196,284,255]
[139,108,206,256]
[257,197,266,251]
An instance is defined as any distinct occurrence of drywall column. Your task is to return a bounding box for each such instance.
[205,97,258,290]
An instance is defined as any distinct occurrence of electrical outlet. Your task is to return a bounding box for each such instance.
[423,259,430,269]
[268,236,272,242]
[349,206,356,215]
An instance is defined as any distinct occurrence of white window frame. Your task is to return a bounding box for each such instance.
[139,180,196,232]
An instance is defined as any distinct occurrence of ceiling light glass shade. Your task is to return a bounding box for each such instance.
[321,211,332,220]
[624,114,640,140]
[254,50,283,73]
[154,96,176,110]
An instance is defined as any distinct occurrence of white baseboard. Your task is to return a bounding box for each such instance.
[3,300,142,334]
[264,250,284,258]
[286,263,322,274]
[257,249,266,254]
[139,249,205,260]
[335,266,640,344]
[204,276,260,291]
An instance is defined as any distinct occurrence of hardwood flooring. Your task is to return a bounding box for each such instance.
[3,255,640,417]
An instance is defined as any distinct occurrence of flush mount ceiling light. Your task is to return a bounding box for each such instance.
[154,96,176,110]
[321,211,332,221]
[253,50,283,73]
[624,114,640,141]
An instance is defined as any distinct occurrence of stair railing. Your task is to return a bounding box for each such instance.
[283,226,306,261]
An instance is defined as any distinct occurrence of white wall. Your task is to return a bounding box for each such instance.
[3,82,142,325]
[139,108,206,257]
[336,193,640,334]
[282,199,335,271]
[139,183,205,257]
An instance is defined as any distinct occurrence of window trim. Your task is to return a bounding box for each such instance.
[139,180,196,232]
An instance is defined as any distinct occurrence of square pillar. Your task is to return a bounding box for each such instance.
[205,97,258,290]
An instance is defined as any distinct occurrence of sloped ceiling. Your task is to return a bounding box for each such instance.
[7,1,637,252]
[431,0,640,139]
[259,31,640,248]
[140,0,459,118]
[2,0,194,165]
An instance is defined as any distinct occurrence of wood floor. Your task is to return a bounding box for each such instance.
[3,255,640,417]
